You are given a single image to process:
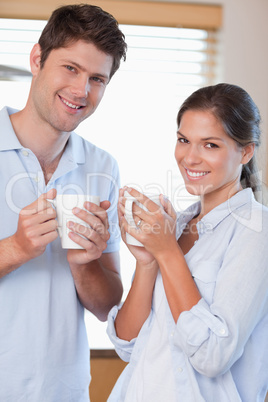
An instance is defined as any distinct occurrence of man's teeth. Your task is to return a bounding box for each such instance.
[62,99,81,109]
[187,169,208,177]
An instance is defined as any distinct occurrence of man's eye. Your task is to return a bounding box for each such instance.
[91,77,102,83]
[65,65,75,72]
[90,76,108,85]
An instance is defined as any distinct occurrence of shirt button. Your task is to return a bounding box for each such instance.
[219,328,226,335]
[34,176,40,183]
[177,367,183,373]
[170,331,174,337]
[21,149,29,157]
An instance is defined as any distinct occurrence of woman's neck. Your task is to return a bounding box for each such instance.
[198,182,243,221]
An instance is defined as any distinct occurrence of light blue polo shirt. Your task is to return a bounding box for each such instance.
[0,106,121,401]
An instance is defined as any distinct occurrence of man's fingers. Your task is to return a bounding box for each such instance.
[21,189,57,215]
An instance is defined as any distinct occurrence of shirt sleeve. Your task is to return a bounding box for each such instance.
[107,304,155,362]
[173,208,268,377]
[107,305,137,362]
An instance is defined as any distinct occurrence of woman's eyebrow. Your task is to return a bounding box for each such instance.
[201,136,224,142]
[176,131,224,142]
[176,131,186,137]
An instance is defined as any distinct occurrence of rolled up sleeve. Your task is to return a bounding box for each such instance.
[107,305,137,362]
[173,210,268,378]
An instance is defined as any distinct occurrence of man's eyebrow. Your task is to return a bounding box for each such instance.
[64,60,110,79]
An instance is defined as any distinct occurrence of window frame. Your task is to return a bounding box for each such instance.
[1,0,222,30]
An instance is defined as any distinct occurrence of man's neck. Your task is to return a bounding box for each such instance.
[10,108,70,184]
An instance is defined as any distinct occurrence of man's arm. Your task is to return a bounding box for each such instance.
[69,251,123,321]
[0,189,58,279]
[0,236,27,278]
[66,200,123,321]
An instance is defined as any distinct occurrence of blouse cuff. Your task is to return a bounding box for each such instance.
[174,298,229,356]
[107,305,137,362]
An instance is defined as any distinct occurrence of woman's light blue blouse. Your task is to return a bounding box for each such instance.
[108,188,268,402]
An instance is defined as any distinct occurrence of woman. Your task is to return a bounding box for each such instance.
[107,83,268,401]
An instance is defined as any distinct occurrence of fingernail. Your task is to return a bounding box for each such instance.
[73,207,80,214]
[68,221,74,228]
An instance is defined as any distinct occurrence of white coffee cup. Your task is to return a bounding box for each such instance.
[124,190,162,247]
[48,194,100,249]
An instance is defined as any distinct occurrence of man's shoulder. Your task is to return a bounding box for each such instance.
[71,132,118,165]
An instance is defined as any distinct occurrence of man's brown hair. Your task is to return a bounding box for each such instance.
[38,3,127,78]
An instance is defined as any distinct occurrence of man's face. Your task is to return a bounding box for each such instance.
[30,40,113,133]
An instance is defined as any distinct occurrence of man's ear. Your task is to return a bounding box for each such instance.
[30,43,42,75]
[241,143,255,165]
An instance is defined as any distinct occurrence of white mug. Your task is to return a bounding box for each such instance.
[124,190,162,247]
[48,194,100,249]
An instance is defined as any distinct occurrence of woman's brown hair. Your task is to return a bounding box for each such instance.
[177,83,262,196]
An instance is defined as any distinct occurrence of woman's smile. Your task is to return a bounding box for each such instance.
[184,167,210,180]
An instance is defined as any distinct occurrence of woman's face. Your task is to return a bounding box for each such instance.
[175,109,249,203]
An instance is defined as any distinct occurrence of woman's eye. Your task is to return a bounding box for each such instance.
[205,143,219,149]
[177,137,189,144]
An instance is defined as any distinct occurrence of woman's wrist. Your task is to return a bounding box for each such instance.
[136,258,159,273]
[153,239,182,265]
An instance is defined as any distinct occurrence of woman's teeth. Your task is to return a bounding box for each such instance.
[187,169,208,177]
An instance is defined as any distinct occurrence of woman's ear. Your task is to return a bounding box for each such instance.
[241,143,255,165]
[30,43,42,76]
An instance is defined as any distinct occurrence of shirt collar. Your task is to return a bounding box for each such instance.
[199,188,254,231]
[0,106,86,164]
[176,201,201,238]
[64,132,86,165]
[176,188,254,238]
[0,106,22,151]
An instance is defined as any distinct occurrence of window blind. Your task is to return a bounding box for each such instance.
[0,19,218,104]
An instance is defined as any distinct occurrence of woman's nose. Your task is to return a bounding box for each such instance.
[184,145,202,165]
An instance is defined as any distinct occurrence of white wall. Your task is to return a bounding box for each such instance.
[223,0,268,185]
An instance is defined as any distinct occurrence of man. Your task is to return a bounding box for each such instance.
[0,4,127,401]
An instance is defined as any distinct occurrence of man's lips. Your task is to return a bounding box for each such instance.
[59,95,85,110]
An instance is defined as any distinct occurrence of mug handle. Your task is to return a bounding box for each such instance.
[46,198,56,207]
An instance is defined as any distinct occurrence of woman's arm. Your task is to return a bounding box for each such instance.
[156,246,201,322]
[112,188,159,341]
[115,260,158,341]
[121,187,201,323]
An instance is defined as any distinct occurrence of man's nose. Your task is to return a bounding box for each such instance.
[71,76,90,98]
